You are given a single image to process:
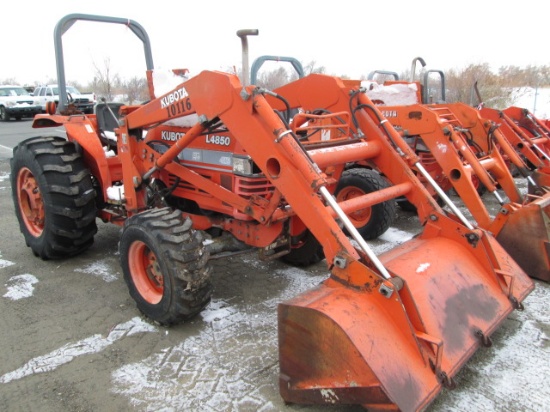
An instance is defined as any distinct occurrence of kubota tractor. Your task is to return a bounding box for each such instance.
[10,14,534,411]
[479,106,550,188]
[355,66,550,282]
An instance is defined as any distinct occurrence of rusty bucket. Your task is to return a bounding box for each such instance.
[278,215,534,411]
[493,195,550,282]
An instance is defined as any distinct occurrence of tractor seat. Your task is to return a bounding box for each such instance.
[94,103,124,147]
[95,102,123,133]
[95,102,124,150]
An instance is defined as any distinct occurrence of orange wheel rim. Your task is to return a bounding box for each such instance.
[17,167,45,237]
[471,175,480,189]
[336,186,372,226]
[128,240,164,304]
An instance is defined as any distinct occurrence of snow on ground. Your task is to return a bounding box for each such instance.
[0,257,14,269]
[2,274,37,300]
[0,317,156,384]
[74,260,119,283]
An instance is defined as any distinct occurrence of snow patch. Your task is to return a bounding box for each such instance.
[0,259,15,269]
[74,260,118,283]
[363,81,420,106]
[0,317,156,384]
[511,87,550,119]
[379,227,415,244]
[3,274,38,300]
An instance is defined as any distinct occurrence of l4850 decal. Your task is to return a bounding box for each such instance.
[205,135,231,146]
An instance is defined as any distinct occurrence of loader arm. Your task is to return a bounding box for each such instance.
[384,103,526,227]
[480,106,550,189]
[430,102,532,190]
[502,106,550,172]
[480,107,548,169]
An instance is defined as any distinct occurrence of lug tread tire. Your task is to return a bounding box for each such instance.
[120,208,213,325]
[335,168,396,239]
[10,136,98,259]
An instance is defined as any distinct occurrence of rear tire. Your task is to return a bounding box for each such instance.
[335,168,396,239]
[10,136,98,259]
[119,208,213,325]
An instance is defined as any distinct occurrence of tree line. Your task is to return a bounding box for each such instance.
[3,60,549,110]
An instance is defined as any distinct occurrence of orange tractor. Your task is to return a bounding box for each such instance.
[10,14,534,411]
[479,105,550,189]
[357,66,550,282]
[378,102,550,282]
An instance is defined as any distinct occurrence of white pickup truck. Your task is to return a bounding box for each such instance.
[33,84,96,114]
[0,85,42,121]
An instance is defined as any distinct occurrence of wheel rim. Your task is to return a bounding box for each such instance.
[336,186,372,226]
[17,167,45,237]
[128,240,164,304]
[471,175,480,189]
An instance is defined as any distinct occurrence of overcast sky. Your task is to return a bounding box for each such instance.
[4,0,549,86]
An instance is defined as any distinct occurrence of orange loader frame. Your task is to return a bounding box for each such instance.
[349,73,550,283]
[480,106,550,189]
[371,101,550,282]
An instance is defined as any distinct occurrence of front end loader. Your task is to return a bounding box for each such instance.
[357,73,550,282]
[386,102,550,283]
[9,14,534,411]
[479,105,550,189]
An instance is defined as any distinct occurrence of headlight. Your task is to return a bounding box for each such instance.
[5,101,16,108]
[232,156,254,176]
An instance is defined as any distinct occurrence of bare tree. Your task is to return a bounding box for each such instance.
[444,63,513,108]
[302,60,326,75]
[256,67,290,90]
[1,78,18,85]
[92,58,121,101]
[123,76,149,104]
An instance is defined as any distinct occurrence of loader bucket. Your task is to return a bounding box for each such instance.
[530,166,550,191]
[279,216,534,411]
[495,196,550,282]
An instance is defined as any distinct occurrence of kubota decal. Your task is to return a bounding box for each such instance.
[160,87,192,119]
[160,87,188,108]
[161,131,185,141]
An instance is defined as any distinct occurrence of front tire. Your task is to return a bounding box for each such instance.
[10,136,98,259]
[119,208,213,325]
[335,168,396,239]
